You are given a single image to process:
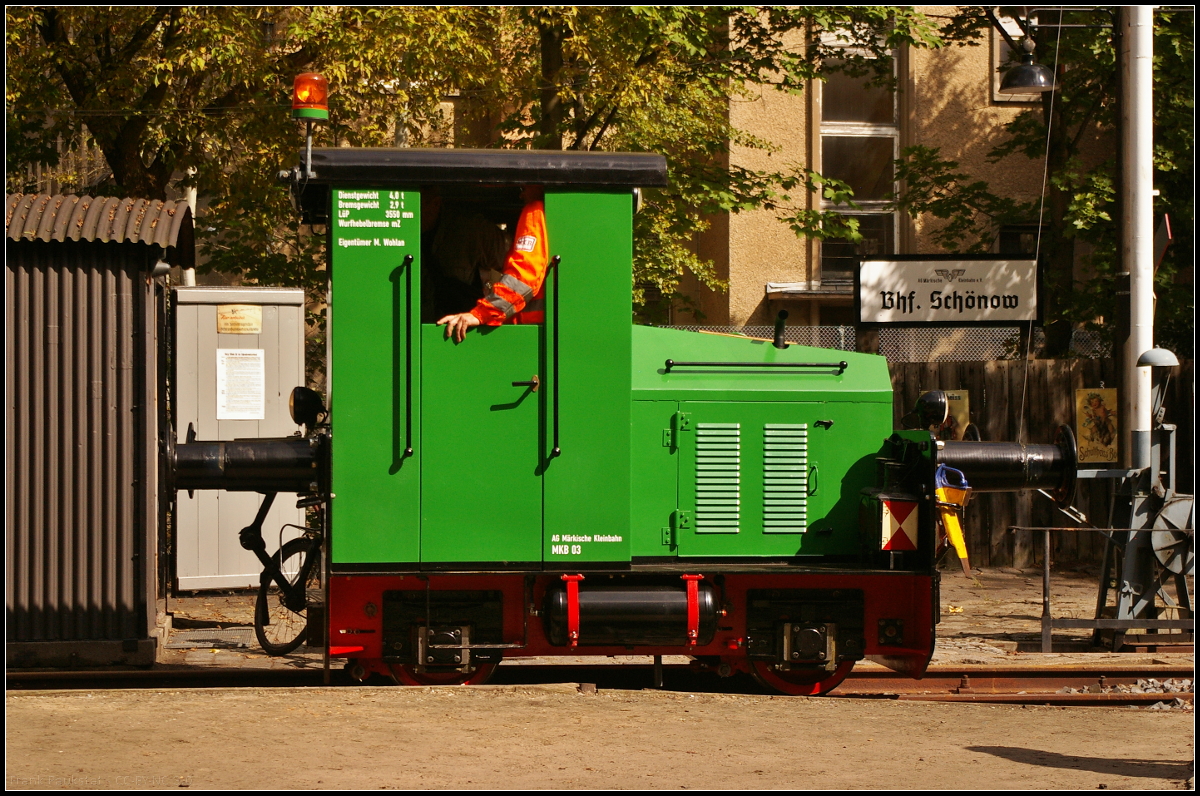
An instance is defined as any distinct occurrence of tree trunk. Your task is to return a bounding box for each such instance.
[1039,43,1075,358]
[95,126,173,200]
[537,17,565,150]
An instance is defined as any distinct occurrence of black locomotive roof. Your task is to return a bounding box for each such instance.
[295,147,668,188]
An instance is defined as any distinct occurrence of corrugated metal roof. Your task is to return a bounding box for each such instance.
[5,193,194,267]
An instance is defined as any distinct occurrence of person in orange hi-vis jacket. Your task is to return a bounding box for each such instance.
[437,185,548,343]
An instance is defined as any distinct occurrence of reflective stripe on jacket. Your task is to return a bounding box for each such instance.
[470,200,548,326]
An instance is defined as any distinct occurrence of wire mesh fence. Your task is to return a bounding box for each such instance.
[659,326,1111,362]
[879,327,1111,361]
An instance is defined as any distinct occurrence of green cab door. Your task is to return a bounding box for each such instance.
[419,324,543,565]
[416,189,633,568]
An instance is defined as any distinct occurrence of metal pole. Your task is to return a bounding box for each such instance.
[1111,5,1158,639]
[305,119,315,179]
[1120,6,1154,470]
[1041,529,1052,652]
[182,168,198,286]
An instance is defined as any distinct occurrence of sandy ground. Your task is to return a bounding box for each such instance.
[5,684,1194,790]
[7,567,1194,790]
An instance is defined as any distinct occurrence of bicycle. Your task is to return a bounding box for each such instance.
[238,491,325,656]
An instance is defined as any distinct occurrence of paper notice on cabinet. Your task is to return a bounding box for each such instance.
[216,349,265,420]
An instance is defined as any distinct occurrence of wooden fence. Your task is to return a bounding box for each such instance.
[888,359,1194,568]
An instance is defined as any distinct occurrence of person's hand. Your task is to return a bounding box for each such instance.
[436,312,480,343]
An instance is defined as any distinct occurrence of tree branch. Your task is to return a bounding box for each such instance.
[112,6,173,69]
[586,103,622,152]
[570,38,659,150]
[1069,85,1108,151]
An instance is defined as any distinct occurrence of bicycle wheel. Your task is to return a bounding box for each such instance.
[255,536,321,656]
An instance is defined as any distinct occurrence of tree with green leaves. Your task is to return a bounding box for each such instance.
[502,7,943,319]
[6,6,942,315]
[6,6,501,296]
[893,7,1194,358]
[17,7,1183,355]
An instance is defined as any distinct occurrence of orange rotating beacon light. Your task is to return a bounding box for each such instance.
[292,73,328,179]
[292,73,329,120]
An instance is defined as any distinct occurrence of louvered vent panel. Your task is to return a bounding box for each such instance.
[695,423,740,533]
[763,424,807,533]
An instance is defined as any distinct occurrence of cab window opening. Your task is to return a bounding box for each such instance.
[420,186,525,324]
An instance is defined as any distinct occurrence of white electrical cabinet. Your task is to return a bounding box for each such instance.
[174,286,307,590]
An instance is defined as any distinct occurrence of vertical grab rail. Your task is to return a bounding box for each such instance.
[548,255,562,459]
[391,254,414,465]
[403,253,414,458]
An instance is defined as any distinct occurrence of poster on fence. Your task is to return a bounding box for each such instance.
[1076,388,1118,464]
[939,391,970,441]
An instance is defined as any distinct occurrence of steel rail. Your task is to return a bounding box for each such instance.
[7,663,1193,707]
[834,665,1195,706]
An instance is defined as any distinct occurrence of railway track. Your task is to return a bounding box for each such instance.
[834,665,1194,706]
[6,662,1193,706]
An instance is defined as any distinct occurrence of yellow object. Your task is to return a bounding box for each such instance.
[936,484,972,576]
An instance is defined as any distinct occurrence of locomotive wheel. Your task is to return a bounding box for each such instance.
[750,660,854,696]
[387,663,498,686]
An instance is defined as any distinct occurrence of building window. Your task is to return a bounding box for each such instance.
[822,66,895,124]
[822,136,895,200]
[998,224,1047,256]
[819,59,898,285]
[821,213,895,281]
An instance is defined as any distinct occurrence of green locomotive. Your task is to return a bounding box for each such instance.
[174,146,1075,693]
[311,146,923,693]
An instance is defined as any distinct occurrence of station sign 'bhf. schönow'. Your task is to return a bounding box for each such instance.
[857,257,1038,325]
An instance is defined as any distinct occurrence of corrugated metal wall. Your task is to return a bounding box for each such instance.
[6,239,157,648]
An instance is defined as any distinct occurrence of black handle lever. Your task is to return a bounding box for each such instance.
[664,359,848,374]
[512,375,540,392]
[238,492,277,562]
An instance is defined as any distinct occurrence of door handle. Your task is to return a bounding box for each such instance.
[512,375,540,392]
